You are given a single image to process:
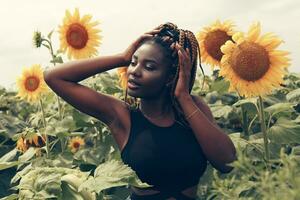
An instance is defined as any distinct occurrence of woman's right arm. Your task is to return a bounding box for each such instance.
[43,53,130,127]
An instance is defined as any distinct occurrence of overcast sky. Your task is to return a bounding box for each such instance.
[0,0,299,91]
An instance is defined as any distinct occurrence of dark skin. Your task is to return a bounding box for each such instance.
[44,26,236,200]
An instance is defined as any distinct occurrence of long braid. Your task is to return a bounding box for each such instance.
[124,22,205,129]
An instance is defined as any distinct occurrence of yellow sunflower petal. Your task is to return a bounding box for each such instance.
[247,22,261,42]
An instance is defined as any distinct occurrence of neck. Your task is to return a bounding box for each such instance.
[139,93,172,118]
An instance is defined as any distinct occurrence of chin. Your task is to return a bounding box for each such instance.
[127,88,142,98]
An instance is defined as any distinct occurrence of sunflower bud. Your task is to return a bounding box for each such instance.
[33,31,43,48]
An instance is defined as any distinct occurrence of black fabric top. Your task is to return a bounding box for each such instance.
[121,106,207,197]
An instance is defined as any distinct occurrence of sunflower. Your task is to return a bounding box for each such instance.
[197,20,235,69]
[68,136,85,153]
[117,67,128,89]
[16,134,46,153]
[58,8,102,60]
[16,137,28,153]
[220,22,290,98]
[16,64,49,103]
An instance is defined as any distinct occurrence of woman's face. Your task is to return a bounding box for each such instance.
[126,42,172,99]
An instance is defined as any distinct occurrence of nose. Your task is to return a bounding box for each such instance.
[129,64,142,78]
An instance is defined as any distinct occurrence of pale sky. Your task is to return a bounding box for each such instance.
[0,0,299,91]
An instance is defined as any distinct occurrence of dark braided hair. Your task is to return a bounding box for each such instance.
[124,22,205,128]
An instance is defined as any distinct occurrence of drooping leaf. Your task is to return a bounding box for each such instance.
[286,88,300,102]
[264,102,296,118]
[0,149,17,163]
[267,118,300,144]
[17,167,90,200]
[47,29,54,40]
[233,98,258,109]
[210,105,234,119]
[79,159,152,194]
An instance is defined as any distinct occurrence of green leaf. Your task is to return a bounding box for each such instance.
[18,167,90,200]
[0,148,19,170]
[74,145,110,166]
[286,88,300,102]
[18,147,36,163]
[79,159,152,194]
[50,56,64,64]
[267,118,300,144]
[42,43,50,50]
[0,161,19,171]
[11,163,32,184]
[233,97,258,108]
[61,174,96,200]
[291,145,300,156]
[229,133,248,149]
[0,148,17,163]
[47,29,54,40]
[210,105,234,119]
[210,79,230,94]
[264,102,296,117]
[0,194,19,200]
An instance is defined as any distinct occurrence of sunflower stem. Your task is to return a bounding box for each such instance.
[241,105,249,140]
[44,38,65,153]
[39,98,50,158]
[258,96,270,162]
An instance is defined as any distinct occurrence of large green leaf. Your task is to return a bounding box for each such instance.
[0,149,17,163]
[18,147,36,164]
[0,161,19,171]
[233,98,258,109]
[79,159,152,194]
[0,149,19,171]
[61,174,96,200]
[17,167,90,200]
[210,105,234,119]
[267,118,300,144]
[74,144,111,166]
[209,78,230,94]
[286,88,300,102]
[264,102,296,118]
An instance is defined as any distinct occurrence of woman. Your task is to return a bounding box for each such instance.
[44,23,236,200]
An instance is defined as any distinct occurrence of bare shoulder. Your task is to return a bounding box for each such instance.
[191,94,215,123]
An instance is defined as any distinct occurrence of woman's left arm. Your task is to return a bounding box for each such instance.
[174,43,236,173]
[178,94,236,173]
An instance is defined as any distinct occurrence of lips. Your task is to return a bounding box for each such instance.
[128,79,141,87]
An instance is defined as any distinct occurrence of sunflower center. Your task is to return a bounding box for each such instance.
[204,30,232,61]
[230,41,270,81]
[73,142,80,149]
[25,76,40,92]
[66,23,88,49]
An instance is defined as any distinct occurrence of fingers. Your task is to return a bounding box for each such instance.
[145,29,160,35]
[175,43,189,59]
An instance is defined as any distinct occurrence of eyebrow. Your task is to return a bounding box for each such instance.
[132,55,158,64]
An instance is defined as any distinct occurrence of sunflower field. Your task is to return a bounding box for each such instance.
[1,8,300,200]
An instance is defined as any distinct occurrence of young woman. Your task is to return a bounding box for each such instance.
[44,23,236,200]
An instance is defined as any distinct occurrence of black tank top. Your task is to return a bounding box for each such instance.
[121,106,207,198]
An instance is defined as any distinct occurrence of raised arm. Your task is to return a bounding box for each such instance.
[43,54,129,126]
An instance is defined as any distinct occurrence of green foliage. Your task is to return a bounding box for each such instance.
[0,51,300,199]
[79,159,152,194]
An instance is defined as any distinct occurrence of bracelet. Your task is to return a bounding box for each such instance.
[186,108,200,120]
